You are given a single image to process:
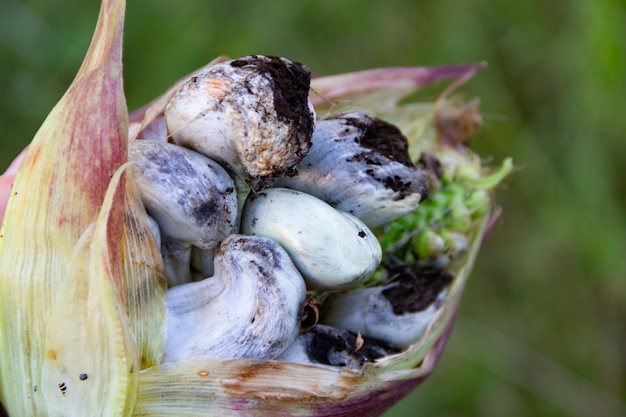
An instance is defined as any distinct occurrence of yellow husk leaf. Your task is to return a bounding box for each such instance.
[0,0,166,414]
[41,165,138,417]
[121,177,167,370]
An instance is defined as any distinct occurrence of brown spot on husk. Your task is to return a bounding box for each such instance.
[220,361,359,402]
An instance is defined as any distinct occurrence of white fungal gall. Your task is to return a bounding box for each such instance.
[322,286,446,349]
[274,111,429,228]
[322,266,453,349]
[129,140,238,250]
[164,235,307,362]
[164,56,315,183]
[240,188,382,290]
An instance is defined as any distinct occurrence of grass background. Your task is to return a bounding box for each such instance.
[1,0,625,415]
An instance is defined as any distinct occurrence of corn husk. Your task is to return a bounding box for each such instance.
[0,0,508,415]
[0,0,165,415]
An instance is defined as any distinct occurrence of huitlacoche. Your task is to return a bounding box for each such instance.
[129,139,238,251]
[131,58,472,373]
[240,187,382,290]
[274,111,429,229]
[163,234,307,362]
[278,324,399,370]
[164,55,316,186]
[322,265,453,349]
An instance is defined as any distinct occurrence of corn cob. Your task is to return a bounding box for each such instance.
[0,0,512,415]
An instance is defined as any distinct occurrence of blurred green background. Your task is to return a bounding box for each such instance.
[1,0,625,416]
